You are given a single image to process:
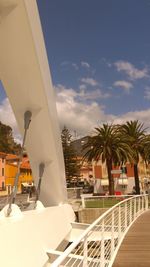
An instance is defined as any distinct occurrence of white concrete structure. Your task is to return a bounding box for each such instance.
[0,1,77,266]
[0,0,67,207]
[0,3,149,267]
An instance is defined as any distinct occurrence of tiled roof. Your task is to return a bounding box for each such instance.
[20,158,31,170]
[5,153,31,170]
[0,152,7,157]
[6,154,19,160]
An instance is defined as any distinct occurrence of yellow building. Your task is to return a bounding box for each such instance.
[5,154,33,192]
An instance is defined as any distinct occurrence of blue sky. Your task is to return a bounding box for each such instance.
[1,0,150,139]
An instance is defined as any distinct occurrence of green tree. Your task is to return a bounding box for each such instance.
[83,124,131,195]
[120,120,146,194]
[0,121,21,154]
[61,126,80,180]
[142,134,150,164]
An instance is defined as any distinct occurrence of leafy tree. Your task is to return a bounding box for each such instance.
[120,120,146,194]
[0,121,21,154]
[83,124,131,195]
[61,126,80,180]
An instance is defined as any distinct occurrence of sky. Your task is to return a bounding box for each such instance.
[1,0,150,140]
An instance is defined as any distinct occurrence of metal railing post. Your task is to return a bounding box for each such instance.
[101,219,105,267]
[142,196,144,211]
[83,236,88,267]
[134,198,136,219]
[82,196,85,209]
[129,199,132,224]
[125,202,127,228]
[138,197,140,214]
[118,205,121,239]
[111,210,115,258]
[102,197,104,208]
[145,195,149,210]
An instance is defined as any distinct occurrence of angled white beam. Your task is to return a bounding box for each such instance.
[0,0,67,206]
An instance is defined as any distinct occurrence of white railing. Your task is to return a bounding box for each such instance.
[81,194,133,209]
[50,194,148,267]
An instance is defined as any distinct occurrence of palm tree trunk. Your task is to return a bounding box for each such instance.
[106,159,115,195]
[134,163,140,194]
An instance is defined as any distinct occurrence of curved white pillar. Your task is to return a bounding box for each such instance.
[0,0,67,206]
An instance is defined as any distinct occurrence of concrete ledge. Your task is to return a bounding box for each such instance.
[78,208,109,223]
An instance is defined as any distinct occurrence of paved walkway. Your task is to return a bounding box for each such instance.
[113,210,150,267]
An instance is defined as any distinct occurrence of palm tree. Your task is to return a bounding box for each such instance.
[141,134,150,168]
[120,120,147,194]
[83,124,131,195]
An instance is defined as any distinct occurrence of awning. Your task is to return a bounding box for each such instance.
[101,179,109,186]
[21,182,34,187]
[118,178,128,185]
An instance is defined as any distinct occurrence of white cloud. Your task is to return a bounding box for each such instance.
[60,61,69,67]
[112,109,150,132]
[72,63,79,70]
[56,84,110,102]
[113,80,133,93]
[55,84,150,135]
[81,77,99,86]
[81,61,90,68]
[0,84,110,142]
[79,89,111,100]
[101,58,112,67]
[114,60,149,80]
[79,84,87,90]
[107,62,112,68]
[60,61,79,70]
[144,86,150,100]
[0,98,21,142]
[2,86,150,143]
[55,84,114,135]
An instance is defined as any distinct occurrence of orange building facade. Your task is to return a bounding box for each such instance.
[72,137,149,194]
[0,152,6,189]
[80,159,148,194]
[0,152,33,193]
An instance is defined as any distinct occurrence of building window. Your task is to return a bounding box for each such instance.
[2,168,4,176]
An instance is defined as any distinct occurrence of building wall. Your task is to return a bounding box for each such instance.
[91,161,144,194]
[5,164,33,191]
[126,163,134,177]
[94,165,102,179]
[0,157,5,188]
[0,152,33,193]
